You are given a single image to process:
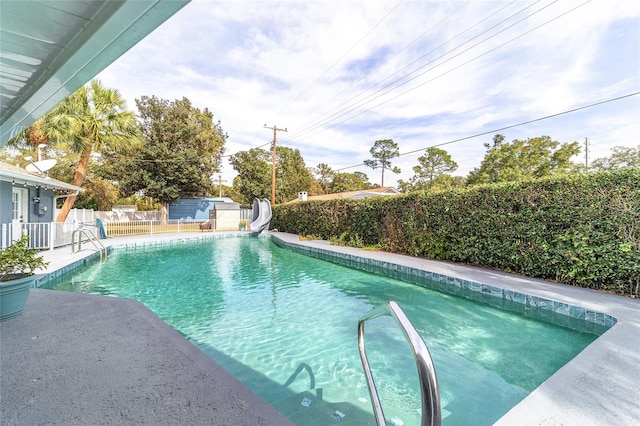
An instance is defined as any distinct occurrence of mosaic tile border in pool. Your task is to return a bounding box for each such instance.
[270,236,616,335]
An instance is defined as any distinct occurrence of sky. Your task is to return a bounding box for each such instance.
[96,0,640,188]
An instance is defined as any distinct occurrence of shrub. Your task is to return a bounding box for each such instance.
[272,169,639,296]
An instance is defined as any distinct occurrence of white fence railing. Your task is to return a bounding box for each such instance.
[1,214,254,250]
[1,222,77,250]
[102,219,211,237]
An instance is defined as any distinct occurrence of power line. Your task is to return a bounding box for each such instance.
[269,0,406,122]
[333,91,640,172]
[220,140,272,158]
[280,0,474,139]
[93,139,273,163]
[283,0,534,142]
[288,0,574,143]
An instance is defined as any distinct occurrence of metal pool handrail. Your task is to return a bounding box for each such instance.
[71,228,107,261]
[358,301,441,426]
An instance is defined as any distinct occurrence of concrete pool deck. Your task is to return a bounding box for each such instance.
[2,231,639,425]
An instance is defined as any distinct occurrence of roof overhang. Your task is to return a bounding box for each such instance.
[0,168,84,192]
[0,0,190,146]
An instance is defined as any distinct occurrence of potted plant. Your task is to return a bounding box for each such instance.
[0,235,49,321]
[238,220,247,231]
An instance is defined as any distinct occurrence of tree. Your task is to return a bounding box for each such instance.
[275,147,314,204]
[363,139,401,187]
[403,147,458,192]
[44,150,119,210]
[229,148,272,204]
[329,171,374,193]
[466,134,580,185]
[312,163,335,193]
[102,96,227,219]
[590,145,640,171]
[33,80,142,221]
[229,146,314,204]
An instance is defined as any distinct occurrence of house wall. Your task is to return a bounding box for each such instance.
[28,186,55,223]
[0,181,56,224]
[0,180,12,224]
[0,182,55,247]
[215,209,241,231]
[168,197,232,220]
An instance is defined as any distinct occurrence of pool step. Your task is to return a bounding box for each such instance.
[273,387,376,425]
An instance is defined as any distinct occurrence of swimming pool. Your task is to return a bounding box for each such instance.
[46,236,603,425]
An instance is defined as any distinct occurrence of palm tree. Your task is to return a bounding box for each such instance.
[42,80,141,222]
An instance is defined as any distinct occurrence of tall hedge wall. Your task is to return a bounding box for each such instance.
[272,169,640,296]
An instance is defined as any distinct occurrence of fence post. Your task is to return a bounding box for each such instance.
[48,222,55,250]
[150,220,153,235]
[1,223,6,248]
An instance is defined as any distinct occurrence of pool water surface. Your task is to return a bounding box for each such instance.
[47,236,600,425]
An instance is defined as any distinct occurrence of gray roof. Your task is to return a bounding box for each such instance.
[0,161,84,192]
[213,202,240,211]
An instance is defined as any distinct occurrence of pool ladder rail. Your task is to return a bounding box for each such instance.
[71,227,107,261]
[358,301,442,426]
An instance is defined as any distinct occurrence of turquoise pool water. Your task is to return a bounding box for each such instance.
[48,237,600,425]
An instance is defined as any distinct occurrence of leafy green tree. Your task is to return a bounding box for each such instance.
[429,175,466,192]
[401,147,458,192]
[229,148,272,204]
[275,147,314,204]
[102,96,227,219]
[329,171,373,192]
[229,146,314,204]
[466,134,580,185]
[307,176,326,196]
[591,145,640,171]
[363,139,401,187]
[312,163,335,193]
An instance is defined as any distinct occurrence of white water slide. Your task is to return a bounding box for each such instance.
[250,198,272,234]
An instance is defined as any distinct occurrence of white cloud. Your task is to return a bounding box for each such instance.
[96,0,640,189]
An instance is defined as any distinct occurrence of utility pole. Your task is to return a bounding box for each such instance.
[217,175,227,197]
[584,137,589,172]
[264,124,287,204]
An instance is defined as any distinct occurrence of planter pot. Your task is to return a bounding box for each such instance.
[0,274,36,321]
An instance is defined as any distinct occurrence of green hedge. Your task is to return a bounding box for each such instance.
[272,169,640,296]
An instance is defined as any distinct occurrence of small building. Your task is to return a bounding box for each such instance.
[0,161,84,247]
[211,202,241,231]
[168,197,234,221]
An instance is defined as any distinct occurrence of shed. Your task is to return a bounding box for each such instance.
[212,202,241,231]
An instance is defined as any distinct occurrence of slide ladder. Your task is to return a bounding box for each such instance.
[358,301,441,426]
